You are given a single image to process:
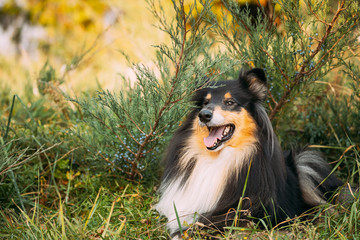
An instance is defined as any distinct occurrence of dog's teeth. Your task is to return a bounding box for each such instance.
[223,126,230,136]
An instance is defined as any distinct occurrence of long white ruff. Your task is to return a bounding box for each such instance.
[155,144,255,234]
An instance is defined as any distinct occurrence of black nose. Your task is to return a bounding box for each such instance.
[198,109,213,123]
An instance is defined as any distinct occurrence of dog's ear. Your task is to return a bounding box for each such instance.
[239,68,267,101]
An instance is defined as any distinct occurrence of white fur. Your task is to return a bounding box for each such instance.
[197,108,228,152]
[296,151,328,206]
[256,104,277,157]
[198,107,225,127]
[155,145,255,234]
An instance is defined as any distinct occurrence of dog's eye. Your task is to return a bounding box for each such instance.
[224,99,235,106]
[203,99,210,105]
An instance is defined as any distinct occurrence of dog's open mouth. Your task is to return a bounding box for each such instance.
[204,124,235,150]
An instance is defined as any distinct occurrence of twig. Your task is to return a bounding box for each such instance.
[307,21,358,76]
[87,111,136,156]
[259,46,290,83]
[129,0,189,179]
[268,0,347,120]
[307,1,331,26]
[101,92,145,135]
[125,127,141,146]
[98,152,125,173]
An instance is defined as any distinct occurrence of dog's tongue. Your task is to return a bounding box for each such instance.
[204,126,225,148]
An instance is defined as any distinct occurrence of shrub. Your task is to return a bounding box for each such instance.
[74,0,238,180]
[75,0,359,181]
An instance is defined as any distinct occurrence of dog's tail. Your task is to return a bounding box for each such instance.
[295,150,344,206]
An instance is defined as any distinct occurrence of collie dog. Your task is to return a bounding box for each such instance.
[155,68,344,238]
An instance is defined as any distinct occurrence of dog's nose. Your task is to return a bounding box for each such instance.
[198,109,213,123]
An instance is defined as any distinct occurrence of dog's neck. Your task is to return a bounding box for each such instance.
[155,145,256,234]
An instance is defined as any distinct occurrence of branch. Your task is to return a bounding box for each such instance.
[307,21,358,76]
[309,1,345,61]
[268,1,347,120]
[259,46,290,83]
[87,111,136,156]
[175,0,188,78]
[102,93,145,135]
[129,0,189,179]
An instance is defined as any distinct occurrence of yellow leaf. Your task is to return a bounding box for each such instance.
[66,170,74,180]
[74,182,84,188]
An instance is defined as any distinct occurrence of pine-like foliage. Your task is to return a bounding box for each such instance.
[212,0,359,121]
[76,0,359,180]
[75,0,237,180]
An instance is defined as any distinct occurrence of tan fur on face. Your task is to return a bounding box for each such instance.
[192,117,220,158]
[190,108,257,159]
[159,107,259,232]
[224,92,232,99]
[225,109,257,149]
[205,93,212,101]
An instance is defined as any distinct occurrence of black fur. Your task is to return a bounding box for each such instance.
[155,68,344,238]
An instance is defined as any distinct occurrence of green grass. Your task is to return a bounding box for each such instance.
[0,167,167,239]
[0,39,359,240]
[0,86,359,239]
[0,86,166,239]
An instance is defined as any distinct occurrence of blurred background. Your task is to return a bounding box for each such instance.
[0,0,174,94]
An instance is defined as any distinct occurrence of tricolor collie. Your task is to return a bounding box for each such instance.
[155,68,343,238]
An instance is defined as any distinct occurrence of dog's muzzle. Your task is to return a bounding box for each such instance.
[198,108,235,150]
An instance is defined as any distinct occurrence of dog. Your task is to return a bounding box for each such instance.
[155,68,344,238]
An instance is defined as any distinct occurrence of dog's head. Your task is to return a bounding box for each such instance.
[192,68,267,152]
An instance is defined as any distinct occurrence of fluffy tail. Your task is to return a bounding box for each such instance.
[295,150,344,206]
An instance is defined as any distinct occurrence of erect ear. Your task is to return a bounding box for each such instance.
[239,68,267,101]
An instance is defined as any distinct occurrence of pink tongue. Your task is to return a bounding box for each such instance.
[204,126,226,148]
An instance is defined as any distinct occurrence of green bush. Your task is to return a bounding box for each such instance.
[74,0,238,181]
[76,0,359,181]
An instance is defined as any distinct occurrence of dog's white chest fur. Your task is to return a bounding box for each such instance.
[155,147,252,234]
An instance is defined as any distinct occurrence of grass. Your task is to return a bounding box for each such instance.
[1,91,358,238]
[0,97,359,238]
[0,165,167,239]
